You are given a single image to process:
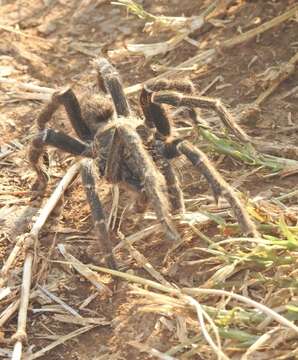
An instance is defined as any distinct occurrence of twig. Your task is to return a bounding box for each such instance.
[241,327,279,360]
[0,162,81,288]
[240,51,298,121]
[0,285,58,328]
[53,313,109,326]
[8,162,81,360]
[37,285,83,318]
[0,300,20,328]
[255,52,298,106]
[0,77,55,94]
[221,5,298,49]
[0,24,47,41]
[187,296,229,360]
[0,287,11,301]
[113,223,161,252]
[26,325,96,359]
[58,244,112,296]
[11,252,33,360]
[123,235,173,287]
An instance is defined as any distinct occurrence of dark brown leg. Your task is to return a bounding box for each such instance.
[152,143,185,213]
[29,95,61,192]
[158,158,185,214]
[93,57,130,116]
[175,140,258,237]
[29,87,94,192]
[80,161,116,269]
[140,79,194,136]
[29,129,92,191]
[56,87,92,140]
[152,91,250,142]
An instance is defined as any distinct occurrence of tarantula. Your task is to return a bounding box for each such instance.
[29,57,258,268]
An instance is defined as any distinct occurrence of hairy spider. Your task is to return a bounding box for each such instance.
[29,57,258,268]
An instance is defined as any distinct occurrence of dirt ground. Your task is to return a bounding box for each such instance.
[0,0,298,359]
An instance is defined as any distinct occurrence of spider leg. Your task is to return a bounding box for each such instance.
[158,158,185,214]
[150,91,257,235]
[152,143,185,213]
[140,80,194,213]
[153,91,250,142]
[55,87,92,141]
[140,79,194,136]
[80,161,116,269]
[29,129,93,192]
[150,90,257,233]
[163,139,259,237]
[117,124,180,242]
[29,90,93,192]
[93,57,130,116]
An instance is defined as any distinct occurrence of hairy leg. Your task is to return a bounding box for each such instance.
[152,91,250,142]
[159,158,185,214]
[55,87,92,140]
[140,79,194,136]
[93,57,130,116]
[80,161,116,269]
[29,129,93,191]
[29,89,93,192]
[163,140,259,237]
[152,142,185,213]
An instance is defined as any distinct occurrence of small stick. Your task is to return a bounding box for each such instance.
[4,92,52,102]
[254,52,298,107]
[0,24,47,41]
[113,223,162,252]
[8,162,81,360]
[0,77,55,94]
[26,325,96,360]
[0,162,81,288]
[123,234,173,287]
[0,300,20,328]
[58,244,112,295]
[221,5,298,49]
[0,287,11,301]
[11,253,33,360]
[37,285,83,318]
[241,327,279,360]
[0,285,59,328]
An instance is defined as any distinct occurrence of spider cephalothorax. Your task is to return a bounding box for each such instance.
[29,57,258,268]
